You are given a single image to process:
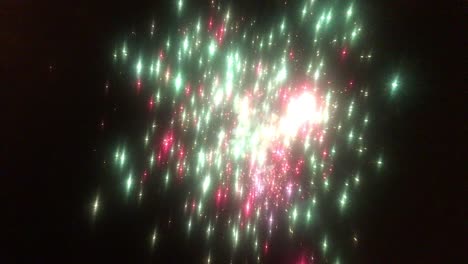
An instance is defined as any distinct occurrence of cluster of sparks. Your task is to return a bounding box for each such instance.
[93,0,400,262]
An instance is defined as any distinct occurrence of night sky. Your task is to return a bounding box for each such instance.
[3,0,465,263]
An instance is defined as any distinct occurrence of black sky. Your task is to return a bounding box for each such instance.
[3,0,465,263]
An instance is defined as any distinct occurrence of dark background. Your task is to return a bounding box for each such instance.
[3,0,465,263]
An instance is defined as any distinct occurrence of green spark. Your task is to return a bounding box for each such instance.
[198,201,203,214]
[120,150,126,167]
[122,44,127,57]
[354,173,360,184]
[183,37,189,52]
[340,192,348,209]
[208,41,217,57]
[155,59,160,75]
[346,5,353,19]
[324,179,329,189]
[166,38,170,49]
[151,230,157,246]
[174,72,183,92]
[348,129,354,143]
[348,101,354,118]
[206,223,211,238]
[126,174,132,192]
[351,29,358,40]
[276,65,287,82]
[314,69,320,80]
[391,76,399,94]
[92,195,99,216]
[326,10,332,24]
[377,156,383,168]
[165,171,170,185]
[202,175,211,193]
[136,59,142,75]
[316,20,322,31]
[233,227,239,245]
[177,0,183,12]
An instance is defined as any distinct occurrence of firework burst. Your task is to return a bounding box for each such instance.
[94,0,400,262]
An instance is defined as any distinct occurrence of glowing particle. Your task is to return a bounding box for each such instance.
[122,45,127,57]
[136,60,142,75]
[208,41,217,56]
[276,65,287,82]
[177,0,183,12]
[340,192,348,208]
[203,175,211,194]
[346,5,353,19]
[183,37,189,52]
[126,174,132,192]
[391,76,399,94]
[151,229,157,246]
[92,195,99,216]
[120,151,125,167]
[174,72,183,92]
[377,156,383,168]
